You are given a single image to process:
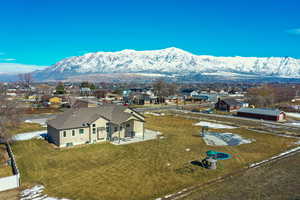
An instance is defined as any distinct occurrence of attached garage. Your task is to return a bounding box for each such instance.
[237,108,286,121]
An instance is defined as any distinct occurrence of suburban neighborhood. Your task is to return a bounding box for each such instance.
[1,1,300,200]
[1,77,300,200]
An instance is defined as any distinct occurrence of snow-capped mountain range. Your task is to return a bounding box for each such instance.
[34,47,300,81]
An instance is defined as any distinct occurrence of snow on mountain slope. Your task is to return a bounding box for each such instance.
[35,47,300,80]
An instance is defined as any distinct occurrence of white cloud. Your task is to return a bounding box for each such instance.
[0,63,48,74]
[1,58,16,61]
[286,28,300,35]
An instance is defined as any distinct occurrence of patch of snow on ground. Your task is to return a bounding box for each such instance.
[194,121,236,129]
[203,132,254,146]
[286,112,300,118]
[13,130,47,141]
[145,112,165,116]
[20,185,70,200]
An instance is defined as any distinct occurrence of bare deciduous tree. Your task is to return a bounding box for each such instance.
[18,73,34,97]
[153,79,178,97]
[0,85,21,143]
[18,73,33,88]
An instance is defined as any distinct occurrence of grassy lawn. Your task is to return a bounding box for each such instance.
[0,145,13,177]
[9,122,45,135]
[22,108,62,114]
[12,115,297,200]
[183,153,300,200]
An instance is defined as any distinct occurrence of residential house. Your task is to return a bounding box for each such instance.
[215,98,242,112]
[190,90,199,97]
[181,88,196,98]
[80,87,92,96]
[72,98,101,108]
[237,108,286,121]
[47,104,145,147]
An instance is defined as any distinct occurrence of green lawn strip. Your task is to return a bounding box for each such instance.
[12,115,297,200]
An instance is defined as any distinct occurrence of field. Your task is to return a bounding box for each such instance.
[22,108,62,114]
[172,111,300,136]
[9,122,45,135]
[12,115,297,200]
[183,153,300,200]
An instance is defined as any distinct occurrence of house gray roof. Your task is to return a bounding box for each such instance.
[222,98,242,106]
[47,104,143,130]
[237,107,284,117]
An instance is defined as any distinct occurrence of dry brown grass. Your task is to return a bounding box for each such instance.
[183,153,300,200]
[12,115,297,200]
[0,145,13,177]
[9,122,45,135]
[0,189,19,200]
[22,108,61,114]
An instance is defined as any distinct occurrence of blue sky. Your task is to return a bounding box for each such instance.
[0,0,300,71]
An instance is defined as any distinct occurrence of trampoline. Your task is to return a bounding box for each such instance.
[206,150,231,160]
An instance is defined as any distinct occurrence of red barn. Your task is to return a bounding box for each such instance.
[237,108,286,121]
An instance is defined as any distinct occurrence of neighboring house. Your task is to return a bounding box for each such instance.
[80,87,92,96]
[49,97,62,104]
[237,108,286,121]
[47,104,145,147]
[181,88,196,97]
[215,98,242,112]
[6,88,17,97]
[165,96,184,104]
[190,91,199,97]
[72,98,100,108]
[192,94,218,102]
[105,93,122,101]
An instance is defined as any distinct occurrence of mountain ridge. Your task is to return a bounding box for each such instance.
[33,47,300,81]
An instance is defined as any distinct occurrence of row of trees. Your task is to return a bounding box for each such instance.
[0,85,21,143]
[152,79,178,97]
[0,73,33,142]
[246,84,298,107]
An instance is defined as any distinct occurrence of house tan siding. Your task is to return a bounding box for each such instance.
[47,109,145,147]
[133,120,144,136]
[59,127,90,147]
[89,117,109,142]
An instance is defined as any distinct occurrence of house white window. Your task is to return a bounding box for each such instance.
[92,128,96,134]
[114,127,118,132]
[72,130,75,136]
[63,131,66,137]
[126,124,130,128]
[79,129,84,134]
[92,124,96,127]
